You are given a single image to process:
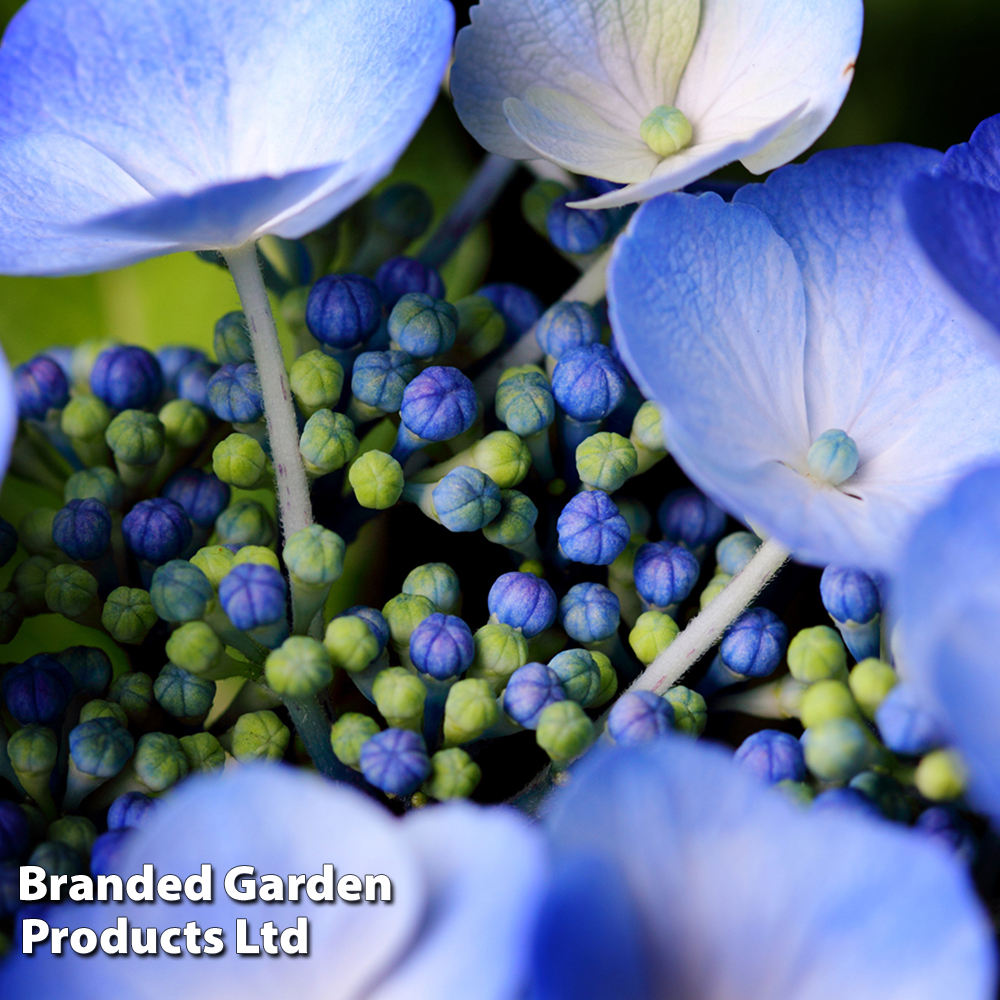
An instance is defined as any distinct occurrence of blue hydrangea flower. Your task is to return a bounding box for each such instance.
[532,737,995,1000]
[0,764,546,1000]
[0,0,455,275]
[452,0,861,209]
[610,145,1000,571]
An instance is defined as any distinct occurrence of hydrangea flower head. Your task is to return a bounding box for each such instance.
[452,0,862,209]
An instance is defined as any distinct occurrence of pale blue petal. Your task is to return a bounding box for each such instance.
[898,465,1000,825]
[368,803,547,1000]
[0,765,427,1000]
[546,739,996,1000]
[0,0,453,273]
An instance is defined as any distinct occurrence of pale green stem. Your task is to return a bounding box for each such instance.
[222,242,313,541]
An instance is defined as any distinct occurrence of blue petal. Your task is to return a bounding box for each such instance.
[546,738,996,1000]
[938,113,1000,190]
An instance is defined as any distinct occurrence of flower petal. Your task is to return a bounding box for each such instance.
[0,764,427,1000]
[938,112,1000,190]
[545,739,996,1000]
[452,0,699,163]
[368,803,547,1000]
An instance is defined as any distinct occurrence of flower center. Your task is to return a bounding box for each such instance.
[807,429,859,486]
[639,106,693,158]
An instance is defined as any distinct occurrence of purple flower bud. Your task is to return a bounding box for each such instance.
[107,791,158,831]
[219,563,287,630]
[558,491,631,565]
[552,344,627,421]
[162,468,231,529]
[52,498,112,561]
[720,608,788,678]
[633,540,700,608]
[477,283,543,343]
[400,366,477,441]
[2,653,75,725]
[657,488,728,551]
[734,729,805,783]
[359,728,430,796]
[122,497,192,564]
[535,301,601,360]
[375,256,445,308]
[91,345,164,411]
[306,274,382,349]
[607,691,674,745]
[207,363,264,423]
[488,572,557,638]
[409,612,475,680]
[503,662,566,728]
[547,191,610,254]
[15,355,69,419]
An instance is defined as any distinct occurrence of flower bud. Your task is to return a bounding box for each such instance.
[715,531,760,575]
[376,257,444,309]
[634,540,700,608]
[55,646,111,698]
[639,105,693,157]
[0,801,30,863]
[351,351,417,413]
[875,683,946,756]
[372,667,427,731]
[108,671,154,727]
[283,524,345,588]
[503,662,565,729]
[383,593,436,650]
[306,274,381,349]
[631,400,666,453]
[495,369,554,437]
[90,345,163,410]
[15,355,70,418]
[588,650,618,708]
[432,466,502,532]
[213,311,254,364]
[848,658,897,718]
[535,301,601,360]
[79,700,128,728]
[232,545,281,570]
[547,648,601,705]
[488,572,557,638]
[47,816,98,860]
[219,563,287,630]
[442,678,499,746]
[658,488,727,554]
[478,283,542,342]
[787,626,848,683]
[45,563,99,620]
[349,450,404,508]
[735,730,805,784]
[61,394,110,441]
[388,293,458,358]
[802,718,879,782]
[799,680,858,729]
[547,192,610,255]
[289,350,344,417]
[402,562,461,615]
[64,466,124,511]
[324,615,380,673]
[7,725,58,779]
[28,840,83,878]
[359,728,430,797]
[134,732,190,792]
[536,700,593,762]
[424,748,481,800]
[807,429,859,486]
[915,749,967,802]
[105,409,165,466]
[552,345,626,422]
[232,710,290,762]
[663,686,707,736]
[207,363,264,423]
[300,409,359,476]
[159,398,209,449]
[559,582,620,644]
[410,613,475,680]
[468,623,528,692]
[19,508,58,558]
[150,559,213,623]
[400,366,477,443]
[11,556,53,615]
[213,432,268,489]
[191,545,235,589]
[483,490,538,548]
[102,587,157,644]
[180,732,227,774]
[68,718,133,780]
[215,499,275,548]
[558,490,631,565]
[0,593,24,645]
[122,498,192,565]
[629,610,679,665]
[265,636,333,699]
[330,713,381,769]
[608,691,673,746]
[577,432,637,493]
[153,664,216,725]
[166,621,224,676]
[108,792,158,831]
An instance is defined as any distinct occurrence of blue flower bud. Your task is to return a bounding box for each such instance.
[52,498,112,561]
[657,488,727,552]
[54,646,111,697]
[734,729,805,783]
[90,346,163,411]
[719,608,789,678]
[820,566,880,624]
[306,274,382,349]
[153,663,216,724]
[400,366,477,442]
[495,369,555,437]
[875,683,947,756]
[547,192,610,254]
[351,350,417,413]
[403,563,461,614]
[162,469,231,529]
[551,344,627,421]
[68,718,134,778]
[0,516,16,567]
[176,358,217,409]
[807,428,859,486]
[90,830,131,877]
[108,792,158,831]
[157,346,206,392]
[388,293,458,358]
[359,728,431,796]
[409,612,475,680]
[376,256,445,308]
[64,466,124,511]
[2,654,74,725]
[0,802,30,863]
[488,572,558,638]
[607,690,674,745]
[207,363,264,423]
[559,582,621,643]
[547,648,601,705]
[213,311,254,365]
[477,283,543,343]
[15,355,69,418]
[432,466,502,532]
[122,497,192,564]
[149,559,214,622]
[535,302,601,360]
[811,787,882,818]
[340,605,390,653]
[715,531,760,576]
[214,499,275,548]
[219,562,287,630]
[503,662,566,728]
[558,491,631,565]
[105,409,165,467]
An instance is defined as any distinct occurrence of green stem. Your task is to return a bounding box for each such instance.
[282,694,363,786]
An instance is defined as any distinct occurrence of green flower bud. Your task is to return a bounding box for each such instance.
[71,338,116,388]
[787,626,848,684]
[629,610,680,665]
[45,564,99,621]
[283,524,345,586]
[777,780,815,808]
[213,310,253,363]
[402,562,461,614]
[300,409,359,476]
[383,593,435,649]
[324,615,380,673]
[536,700,593,763]
[442,677,499,746]
[150,560,213,623]
[373,667,427,731]
[48,816,98,859]
[915,749,967,801]
[231,545,281,570]
[330,713,381,768]
[468,623,528,692]
[180,732,227,774]
[213,432,268,489]
[663,686,707,736]
[105,409,166,466]
[482,490,538,548]
[12,555,54,615]
[28,840,83,878]
[631,400,666,452]
[576,432,637,493]
[154,663,216,724]
[61,395,111,441]
[134,732,190,792]
[548,648,602,705]
[807,429,859,487]
[639,105,693,157]
[65,466,124,510]
[79,699,129,728]
[588,650,619,708]
[233,710,290,762]
[191,545,235,589]
[455,295,505,357]
[849,658,897,718]
[8,725,58,777]
[19,508,58,557]
[215,499,275,548]
[799,679,858,729]
[349,450,404,509]
[166,621,224,676]
[424,747,482,800]
[699,572,731,609]
[802,718,878,782]
[0,592,24,644]
[472,430,531,489]
[522,179,569,236]
[108,671,155,727]
[102,587,158,644]
[265,636,333,698]
[159,399,209,449]
[290,350,345,418]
